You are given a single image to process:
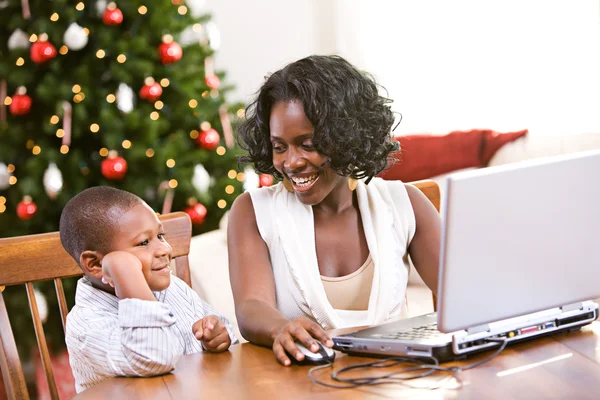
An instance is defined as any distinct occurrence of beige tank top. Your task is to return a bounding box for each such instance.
[320,254,375,311]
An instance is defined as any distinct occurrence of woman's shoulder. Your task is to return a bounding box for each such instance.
[228,185,279,228]
[229,191,255,223]
[231,185,279,212]
[369,177,410,198]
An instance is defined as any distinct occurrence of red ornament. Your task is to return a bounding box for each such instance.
[158,35,182,65]
[205,74,221,90]
[259,174,274,187]
[9,87,32,116]
[103,3,123,25]
[196,128,220,150]
[184,202,207,225]
[139,78,162,102]
[17,196,37,220]
[101,151,128,180]
[30,34,57,64]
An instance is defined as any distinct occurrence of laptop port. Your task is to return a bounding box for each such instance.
[406,346,431,356]
[557,312,594,327]
[333,341,353,350]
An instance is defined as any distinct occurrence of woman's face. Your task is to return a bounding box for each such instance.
[269,101,346,205]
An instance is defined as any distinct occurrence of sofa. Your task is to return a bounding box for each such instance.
[188,132,600,342]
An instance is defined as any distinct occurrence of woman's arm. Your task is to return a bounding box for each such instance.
[227,192,332,365]
[405,184,442,295]
[227,193,283,345]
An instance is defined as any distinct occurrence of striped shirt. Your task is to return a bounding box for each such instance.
[66,276,238,393]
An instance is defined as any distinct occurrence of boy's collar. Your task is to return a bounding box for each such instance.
[76,277,120,312]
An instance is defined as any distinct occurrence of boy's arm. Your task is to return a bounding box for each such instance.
[191,290,239,345]
[101,251,156,301]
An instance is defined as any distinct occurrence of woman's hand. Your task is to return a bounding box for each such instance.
[271,317,334,366]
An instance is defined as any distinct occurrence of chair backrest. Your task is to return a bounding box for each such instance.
[0,211,192,400]
[408,179,441,310]
[409,179,441,212]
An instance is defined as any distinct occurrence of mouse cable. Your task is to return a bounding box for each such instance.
[308,337,508,390]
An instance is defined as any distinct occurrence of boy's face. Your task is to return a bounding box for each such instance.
[109,202,173,291]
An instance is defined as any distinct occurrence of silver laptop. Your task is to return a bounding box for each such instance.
[333,150,600,361]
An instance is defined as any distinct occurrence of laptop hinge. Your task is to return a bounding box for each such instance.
[560,302,583,312]
[466,323,490,335]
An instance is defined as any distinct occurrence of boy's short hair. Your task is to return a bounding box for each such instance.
[59,186,144,266]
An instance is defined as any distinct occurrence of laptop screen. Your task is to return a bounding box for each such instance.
[437,150,600,332]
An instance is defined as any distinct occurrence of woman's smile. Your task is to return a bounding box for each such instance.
[288,173,320,192]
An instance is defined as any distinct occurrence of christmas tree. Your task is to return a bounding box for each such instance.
[0,0,254,385]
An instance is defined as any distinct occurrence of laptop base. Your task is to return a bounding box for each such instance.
[333,302,598,362]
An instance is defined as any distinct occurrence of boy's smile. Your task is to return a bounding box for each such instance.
[108,203,173,291]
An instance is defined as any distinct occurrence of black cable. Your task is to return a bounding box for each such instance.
[308,337,508,390]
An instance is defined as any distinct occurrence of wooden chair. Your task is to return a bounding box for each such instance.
[408,179,441,311]
[0,212,192,400]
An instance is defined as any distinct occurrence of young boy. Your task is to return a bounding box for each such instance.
[60,186,237,393]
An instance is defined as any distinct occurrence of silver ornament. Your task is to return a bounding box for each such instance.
[116,83,135,113]
[34,289,49,323]
[186,0,207,17]
[63,23,88,51]
[192,164,211,194]
[204,22,221,51]
[0,163,10,190]
[43,163,63,199]
[180,24,205,47]
[8,28,30,50]
[96,0,108,16]
[243,167,259,192]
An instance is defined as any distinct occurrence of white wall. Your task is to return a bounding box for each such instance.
[206,0,600,136]
[205,0,338,104]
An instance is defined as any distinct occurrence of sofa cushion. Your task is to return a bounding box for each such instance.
[481,129,529,165]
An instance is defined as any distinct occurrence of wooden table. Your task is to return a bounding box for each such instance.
[75,322,600,399]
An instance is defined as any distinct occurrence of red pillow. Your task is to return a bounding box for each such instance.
[377,129,528,182]
[378,130,484,182]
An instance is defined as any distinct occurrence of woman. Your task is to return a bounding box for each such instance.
[228,55,440,366]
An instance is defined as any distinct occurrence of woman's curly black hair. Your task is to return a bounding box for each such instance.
[236,55,399,181]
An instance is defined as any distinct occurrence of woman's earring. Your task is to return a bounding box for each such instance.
[282,176,294,193]
[348,177,358,191]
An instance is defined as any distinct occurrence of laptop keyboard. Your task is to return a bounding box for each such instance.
[378,322,445,341]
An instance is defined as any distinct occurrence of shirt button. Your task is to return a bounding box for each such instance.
[169,312,174,317]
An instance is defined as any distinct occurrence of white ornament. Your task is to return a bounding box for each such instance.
[186,0,207,17]
[192,164,211,194]
[243,167,259,192]
[34,289,49,324]
[96,0,108,16]
[204,22,221,51]
[0,162,10,190]
[43,163,63,199]
[180,25,204,47]
[8,28,30,50]
[116,83,134,113]
[63,23,88,51]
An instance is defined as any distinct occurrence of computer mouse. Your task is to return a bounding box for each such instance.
[286,341,336,365]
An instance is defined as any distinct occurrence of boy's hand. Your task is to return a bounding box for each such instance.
[101,251,154,301]
[192,315,231,352]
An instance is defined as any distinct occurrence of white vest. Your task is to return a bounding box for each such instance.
[249,177,416,329]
